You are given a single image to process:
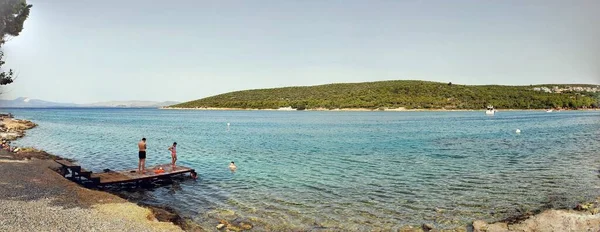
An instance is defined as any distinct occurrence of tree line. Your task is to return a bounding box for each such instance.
[172,80,600,110]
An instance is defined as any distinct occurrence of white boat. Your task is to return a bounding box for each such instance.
[485,105,496,116]
[546,109,553,113]
[277,106,295,111]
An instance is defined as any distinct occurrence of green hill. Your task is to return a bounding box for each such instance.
[171,80,600,110]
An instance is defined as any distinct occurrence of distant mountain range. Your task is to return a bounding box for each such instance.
[81,100,180,108]
[0,97,178,108]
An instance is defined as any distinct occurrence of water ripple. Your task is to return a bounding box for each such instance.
[6,108,600,230]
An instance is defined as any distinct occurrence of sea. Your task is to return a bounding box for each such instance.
[3,108,600,230]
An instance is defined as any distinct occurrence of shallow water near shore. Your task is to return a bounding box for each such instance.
[4,108,600,230]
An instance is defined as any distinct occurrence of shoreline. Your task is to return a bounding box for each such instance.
[0,114,198,231]
[2,114,600,231]
[161,107,599,112]
[0,151,186,231]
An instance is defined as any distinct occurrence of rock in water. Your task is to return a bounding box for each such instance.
[240,222,253,230]
[422,223,434,231]
[472,220,488,232]
[148,206,181,223]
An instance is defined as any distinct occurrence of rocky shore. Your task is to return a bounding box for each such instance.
[0,148,184,231]
[471,207,600,232]
[2,114,600,231]
[0,115,188,231]
[0,113,37,141]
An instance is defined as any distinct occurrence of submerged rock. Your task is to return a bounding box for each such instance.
[422,223,434,231]
[148,206,181,223]
[473,220,509,232]
[217,218,253,231]
[472,220,488,232]
[398,225,421,232]
[239,222,253,230]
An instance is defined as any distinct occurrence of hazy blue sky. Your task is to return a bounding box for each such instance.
[1,0,599,103]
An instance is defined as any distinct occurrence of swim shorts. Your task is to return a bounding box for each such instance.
[139,151,146,159]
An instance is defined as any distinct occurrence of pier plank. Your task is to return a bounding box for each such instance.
[55,159,79,168]
[92,164,194,185]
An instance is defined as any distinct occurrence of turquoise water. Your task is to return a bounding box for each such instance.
[4,108,600,230]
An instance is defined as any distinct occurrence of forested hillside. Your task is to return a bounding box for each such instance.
[172,81,600,110]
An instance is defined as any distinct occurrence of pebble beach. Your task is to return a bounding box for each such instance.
[0,114,185,232]
[0,149,184,232]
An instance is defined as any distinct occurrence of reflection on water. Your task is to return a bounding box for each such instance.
[5,108,600,230]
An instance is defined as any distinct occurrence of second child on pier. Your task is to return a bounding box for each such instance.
[168,142,177,169]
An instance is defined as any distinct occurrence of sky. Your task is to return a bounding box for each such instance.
[1,0,599,103]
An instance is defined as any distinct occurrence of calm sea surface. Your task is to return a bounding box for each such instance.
[3,108,600,230]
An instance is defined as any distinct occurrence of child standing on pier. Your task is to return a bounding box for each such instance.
[138,138,147,173]
[168,142,177,169]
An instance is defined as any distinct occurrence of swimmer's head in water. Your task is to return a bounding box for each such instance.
[231,161,235,164]
[142,138,146,141]
[173,142,177,145]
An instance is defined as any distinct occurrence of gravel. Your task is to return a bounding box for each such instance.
[0,150,183,232]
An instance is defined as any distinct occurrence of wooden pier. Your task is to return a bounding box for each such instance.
[92,164,195,185]
[55,160,195,186]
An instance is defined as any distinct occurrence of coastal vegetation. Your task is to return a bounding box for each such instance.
[0,0,32,86]
[172,80,600,110]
